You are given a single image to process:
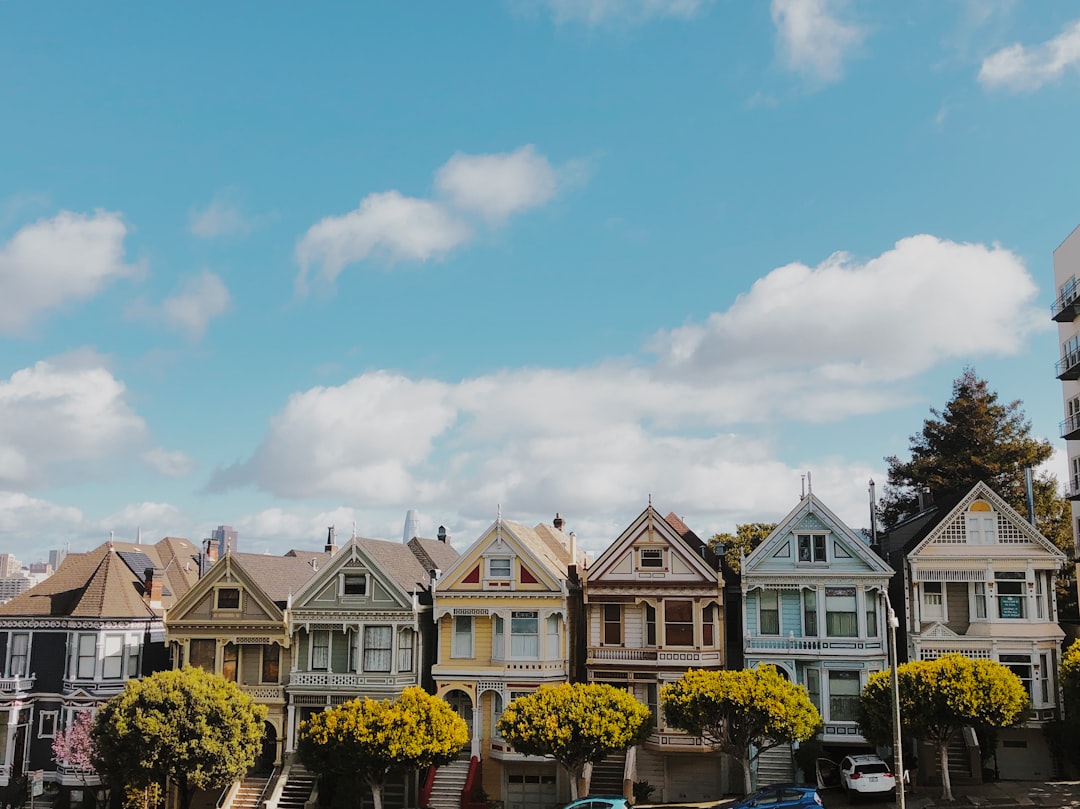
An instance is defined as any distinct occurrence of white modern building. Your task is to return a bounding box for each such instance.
[1053,225,1080,601]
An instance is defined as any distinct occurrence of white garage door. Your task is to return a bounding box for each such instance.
[505,764,559,809]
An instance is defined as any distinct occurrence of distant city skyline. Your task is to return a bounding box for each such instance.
[1,2,1079,557]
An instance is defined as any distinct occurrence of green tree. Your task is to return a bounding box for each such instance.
[881,369,1053,527]
[497,682,650,800]
[857,655,1027,802]
[661,666,821,795]
[707,523,777,575]
[298,686,468,809]
[91,667,267,809]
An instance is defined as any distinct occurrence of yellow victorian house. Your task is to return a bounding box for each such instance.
[430,514,583,809]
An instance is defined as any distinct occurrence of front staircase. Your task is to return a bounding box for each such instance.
[590,750,627,796]
[757,742,795,786]
[427,757,470,809]
[229,775,273,809]
[275,766,316,809]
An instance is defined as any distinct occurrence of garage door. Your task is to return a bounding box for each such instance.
[506,765,559,809]
[666,753,725,802]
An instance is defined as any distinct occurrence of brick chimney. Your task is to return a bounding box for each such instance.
[144,567,164,607]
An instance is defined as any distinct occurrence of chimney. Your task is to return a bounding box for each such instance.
[569,531,577,565]
[437,525,449,544]
[325,526,337,554]
[917,487,934,511]
[144,567,164,607]
[553,513,565,531]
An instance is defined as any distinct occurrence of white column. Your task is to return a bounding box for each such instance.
[471,696,482,758]
[285,704,296,753]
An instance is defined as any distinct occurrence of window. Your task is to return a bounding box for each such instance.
[342,574,367,596]
[189,638,215,671]
[644,604,657,646]
[102,634,124,679]
[702,604,714,647]
[1000,654,1033,702]
[996,573,1026,619]
[491,692,504,739]
[1036,573,1046,620]
[922,582,945,620]
[452,616,474,658]
[127,640,140,679]
[828,670,861,722]
[664,600,694,646]
[974,582,987,619]
[603,605,622,645]
[640,548,664,569]
[805,668,821,712]
[398,630,414,672]
[9,633,29,677]
[966,502,997,544]
[489,558,512,579]
[262,644,280,683]
[826,587,858,637]
[797,534,826,562]
[364,626,392,672]
[38,711,57,739]
[222,643,238,681]
[803,589,818,636]
[510,611,539,657]
[1041,654,1051,705]
[645,683,659,727]
[77,633,97,679]
[546,615,559,658]
[348,629,359,672]
[311,630,330,670]
[759,591,780,635]
[216,588,240,609]
[865,591,877,637]
[493,614,505,657]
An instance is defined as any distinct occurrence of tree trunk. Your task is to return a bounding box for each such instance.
[741,756,753,795]
[177,778,192,809]
[938,741,953,802]
[368,779,384,809]
[568,764,581,800]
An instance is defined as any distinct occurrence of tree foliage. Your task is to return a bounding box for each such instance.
[498,682,650,800]
[662,666,821,795]
[298,686,468,809]
[857,655,1027,802]
[52,710,96,781]
[707,523,777,575]
[880,369,1054,528]
[91,667,267,809]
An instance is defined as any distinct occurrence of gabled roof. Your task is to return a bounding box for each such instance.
[0,537,201,619]
[228,550,331,605]
[436,516,572,593]
[355,537,457,594]
[408,536,459,575]
[587,505,719,582]
[743,492,893,576]
[167,551,293,625]
[889,481,1067,560]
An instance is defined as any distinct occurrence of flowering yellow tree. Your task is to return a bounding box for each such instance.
[662,666,820,795]
[497,683,650,799]
[857,654,1027,802]
[297,686,468,809]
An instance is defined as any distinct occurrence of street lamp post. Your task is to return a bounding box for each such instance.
[882,590,906,809]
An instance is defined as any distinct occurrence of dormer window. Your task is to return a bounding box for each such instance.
[797,534,826,563]
[489,558,512,579]
[216,588,240,609]
[966,501,997,544]
[639,548,665,569]
[342,573,367,596]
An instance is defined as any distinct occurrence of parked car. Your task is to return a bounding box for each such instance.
[728,784,823,808]
[561,797,632,809]
[840,754,895,799]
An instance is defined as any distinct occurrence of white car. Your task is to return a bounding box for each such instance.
[840,754,895,799]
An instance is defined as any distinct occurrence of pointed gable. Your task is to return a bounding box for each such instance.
[437,518,569,594]
[167,552,303,627]
[587,505,719,585]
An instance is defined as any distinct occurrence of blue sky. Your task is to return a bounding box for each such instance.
[2,0,1079,561]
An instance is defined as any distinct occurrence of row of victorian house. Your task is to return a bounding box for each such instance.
[0,480,1067,809]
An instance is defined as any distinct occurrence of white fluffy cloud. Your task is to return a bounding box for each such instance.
[295,146,566,289]
[771,0,864,84]
[979,19,1080,92]
[0,356,189,488]
[216,233,1043,549]
[0,491,83,534]
[189,191,263,239]
[529,0,708,26]
[127,271,231,341]
[0,210,139,334]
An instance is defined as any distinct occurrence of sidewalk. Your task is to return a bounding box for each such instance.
[825,781,1080,808]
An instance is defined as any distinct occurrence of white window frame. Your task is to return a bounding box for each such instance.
[8,632,29,678]
[759,590,780,635]
[639,548,665,570]
[921,581,945,621]
[311,629,330,671]
[488,558,512,579]
[76,633,97,679]
[102,633,125,680]
[340,572,368,597]
[38,710,57,739]
[398,629,414,673]
[215,586,241,610]
[363,626,393,673]
[797,534,827,563]
[452,616,474,658]
[510,611,539,658]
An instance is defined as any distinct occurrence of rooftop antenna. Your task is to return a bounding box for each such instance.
[800,475,806,499]
[352,520,357,540]
[869,479,879,548]
[807,470,813,496]
[137,526,142,545]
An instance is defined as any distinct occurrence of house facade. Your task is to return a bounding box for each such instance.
[742,492,894,761]
[1052,224,1080,603]
[0,537,200,801]
[583,506,729,803]
[164,547,331,771]
[879,481,1067,781]
[431,515,582,809]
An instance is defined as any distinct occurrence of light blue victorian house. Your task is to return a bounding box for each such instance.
[741,487,894,779]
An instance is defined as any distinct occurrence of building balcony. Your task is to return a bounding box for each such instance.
[1052,283,1080,322]
[288,671,417,689]
[644,729,714,752]
[0,674,35,693]
[746,635,885,654]
[240,683,286,703]
[587,647,723,665]
[1062,413,1080,441]
[1057,353,1080,381]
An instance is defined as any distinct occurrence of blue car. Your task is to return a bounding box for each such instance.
[560,797,632,809]
[729,783,823,808]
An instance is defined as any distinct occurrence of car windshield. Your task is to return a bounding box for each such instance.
[856,763,889,774]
